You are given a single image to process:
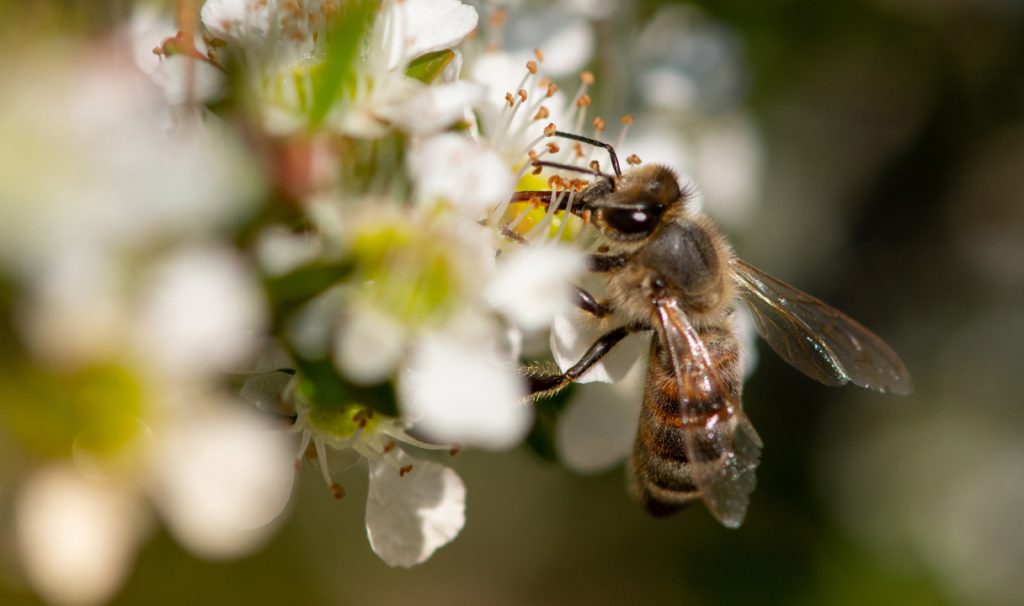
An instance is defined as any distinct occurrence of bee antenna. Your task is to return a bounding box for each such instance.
[530,160,615,183]
[553,130,622,178]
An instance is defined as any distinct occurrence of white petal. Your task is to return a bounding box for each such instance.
[384,81,485,135]
[136,246,267,378]
[333,306,407,385]
[525,19,594,78]
[385,0,479,69]
[240,370,296,415]
[398,332,530,450]
[200,0,275,44]
[408,133,513,215]
[150,55,225,105]
[365,451,465,568]
[15,466,147,606]
[485,245,585,331]
[149,403,295,559]
[556,364,644,474]
[550,307,649,383]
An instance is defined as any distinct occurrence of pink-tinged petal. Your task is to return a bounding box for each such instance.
[365,451,466,568]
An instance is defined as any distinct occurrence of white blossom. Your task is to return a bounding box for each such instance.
[408,133,513,215]
[399,330,529,450]
[484,244,585,331]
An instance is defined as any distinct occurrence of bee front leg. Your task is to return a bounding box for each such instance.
[525,325,637,400]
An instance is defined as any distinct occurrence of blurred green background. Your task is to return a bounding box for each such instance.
[2,0,1022,604]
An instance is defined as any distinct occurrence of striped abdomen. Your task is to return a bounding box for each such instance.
[627,318,743,516]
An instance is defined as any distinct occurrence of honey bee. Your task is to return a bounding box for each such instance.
[516,131,912,528]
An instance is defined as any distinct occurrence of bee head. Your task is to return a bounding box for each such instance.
[584,165,683,242]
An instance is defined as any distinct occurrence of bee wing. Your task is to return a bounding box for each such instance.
[655,299,763,529]
[731,259,913,395]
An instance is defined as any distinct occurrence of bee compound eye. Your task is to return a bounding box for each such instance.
[600,205,664,237]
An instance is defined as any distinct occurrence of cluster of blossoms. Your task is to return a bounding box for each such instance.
[0,1,762,604]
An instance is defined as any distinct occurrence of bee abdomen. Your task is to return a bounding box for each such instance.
[628,326,741,517]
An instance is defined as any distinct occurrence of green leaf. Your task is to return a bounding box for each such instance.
[406,50,456,84]
[309,0,376,127]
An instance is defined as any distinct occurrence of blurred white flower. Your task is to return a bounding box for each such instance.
[484,244,585,331]
[136,246,266,379]
[148,402,296,559]
[399,329,530,450]
[408,133,513,215]
[333,303,408,385]
[15,467,148,606]
[129,8,225,105]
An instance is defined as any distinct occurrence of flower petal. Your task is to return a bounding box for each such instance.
[136,246,267,378]
[383,81,485,135]
[365,451,465,568]
[200,0,275,44]
[149,402,295,559]
[333,304,407,385]
[550,307,649,383]
[15,466,147,606]
[398,331,529,450]
[557,365,645,474]
[408,133,513,216]
[485,244,585,331]
[385,0,479,69]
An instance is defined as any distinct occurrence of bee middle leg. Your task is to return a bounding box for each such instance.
[526,325,638,400]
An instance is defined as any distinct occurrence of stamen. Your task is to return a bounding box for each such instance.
[551,189,578,242]
[526,60,538,75]
[533,106,550,120]
[580,70,595,85]
[534,47,544,62]
[314,437,333,489]
[592,116,606,132]
[616,114,634,157]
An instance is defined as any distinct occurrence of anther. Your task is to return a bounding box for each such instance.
[330,482,346,499]
[526,60,538,74]
[574,142,584,158]
[545,142,560,154]
[534,47,544,62]
[576,94,592,108]
[580,71,595,84]
[544,123,557,137]
[449,444,461,457]
[621,114,634,125]
[589,160,601,172]
[592,116,606,132]
[491,9,507,28]
[546,82,558,97]
[533,106,550,120]
[399,465,414,477]
[383,440,397,453]
[627,154,642,165]
[518,89,528,102]
[504,92,515,107]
